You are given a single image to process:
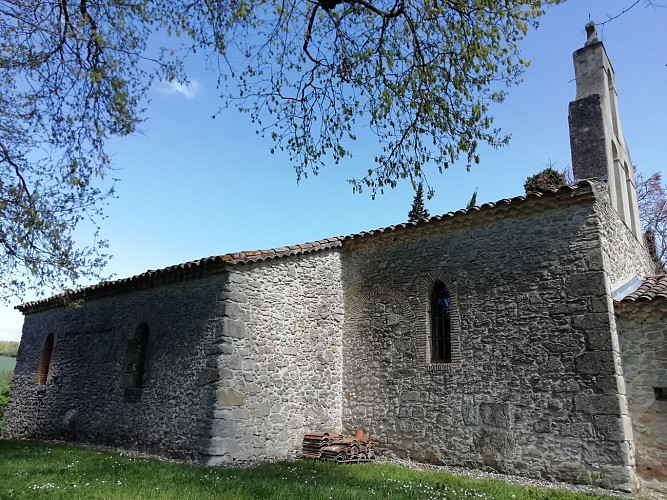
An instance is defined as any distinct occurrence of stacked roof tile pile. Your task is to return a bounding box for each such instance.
[302,429,375,463]
[302,432,342,459]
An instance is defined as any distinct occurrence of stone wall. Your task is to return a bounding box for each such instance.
[205,251,344,464]
[593,187,656,493]
[617,302,667,494]
[341,194,635,490]
[2,274,225,459]
[595,186,654,287]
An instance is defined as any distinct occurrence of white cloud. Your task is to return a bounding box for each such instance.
[158,79,201,99]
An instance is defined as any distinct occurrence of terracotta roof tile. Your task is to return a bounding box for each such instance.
[618,275,667,304]
[16,180,599,314]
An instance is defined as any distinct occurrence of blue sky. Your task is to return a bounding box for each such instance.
[1,0,666,341]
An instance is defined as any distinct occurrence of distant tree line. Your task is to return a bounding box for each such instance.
[0,341,19,358]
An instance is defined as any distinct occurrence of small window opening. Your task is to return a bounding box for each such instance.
[430,281,452,363]
[36,333,54,385]
[607,69,620,139]
[654,387,667,401]
[125,323,149,390]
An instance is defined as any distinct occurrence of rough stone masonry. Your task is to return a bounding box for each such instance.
[3,25,665,495]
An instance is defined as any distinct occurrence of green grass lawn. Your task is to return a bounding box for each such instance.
[0,440,620,500]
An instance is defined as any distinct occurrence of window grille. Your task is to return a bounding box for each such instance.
[430,281,452,363]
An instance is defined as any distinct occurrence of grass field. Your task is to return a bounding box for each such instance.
[0,356,16,372]
[0,440,619,500]
[0,356,15,389]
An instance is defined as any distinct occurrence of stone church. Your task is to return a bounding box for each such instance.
[3,25,666,494]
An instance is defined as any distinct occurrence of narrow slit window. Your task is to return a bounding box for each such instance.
[430,281,452,363]
[36,333,54,385]
[655,387,667,401]
[125,323,150,390]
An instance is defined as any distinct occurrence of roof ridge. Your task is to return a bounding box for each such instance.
[16,180,600,314]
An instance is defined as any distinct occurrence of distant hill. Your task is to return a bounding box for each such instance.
[0,341,18,358]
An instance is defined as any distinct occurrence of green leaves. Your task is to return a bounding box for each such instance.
[203,0,560,196]
[0,1,152,301]
[0,0,561,301]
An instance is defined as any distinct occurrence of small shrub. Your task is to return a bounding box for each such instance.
[0,377,11,424]
[524,168,567,194]
[0,367,13,387]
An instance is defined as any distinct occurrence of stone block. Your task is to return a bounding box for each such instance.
[559,422,594,438]
[573,394,622,415]
[545,461,601,487]
[594,375,623,395]
[223,302,242,320]
[222,318,246,339]
[589,295,611,313]
[210,419,236,438]
[479,403,512,429]
[222,292,248,303]
[402,391,420,402]
[533,418,552,434]
[582,440,634,467]
[217,389,246,407]
[593,415,633,441]
[575,352,615,375]
[270,414,286,424]
[197,369,218,386]
[584,249,604,271]
[473,428,515,459]
[231,408,250,420]
[563,271,607,298]
[461,396,478,426]
[571,312,613,349]
[542,357,564,372]
[207,437,242,457]
[553,379,580,393]
[596,465,635,492]
[583,329,614,351]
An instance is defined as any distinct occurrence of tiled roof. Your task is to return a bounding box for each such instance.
[16,238,344,313]
[16,180,599,314]
[340,180,597,242]
[617,275,667,304]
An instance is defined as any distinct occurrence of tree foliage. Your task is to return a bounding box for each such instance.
[467,189,478,209]
[212,0,560,196]
[0,341,18,358]
[408,182,429,222]
[636,171,667,271]
[524,167,567,194]
[1,0,560,300]
[0,1,162,300]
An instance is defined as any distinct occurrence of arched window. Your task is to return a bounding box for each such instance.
[430,281,452,363]
[126,323,150,390]
[36,333,54,385]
